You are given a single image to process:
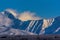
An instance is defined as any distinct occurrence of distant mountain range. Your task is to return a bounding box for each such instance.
[0,9,60,36]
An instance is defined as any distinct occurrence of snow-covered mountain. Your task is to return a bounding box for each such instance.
[45,16,60,34]
[0,9,60,35]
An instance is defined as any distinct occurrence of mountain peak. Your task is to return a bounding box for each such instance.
[5,9,17,18]
[2,9,42,21]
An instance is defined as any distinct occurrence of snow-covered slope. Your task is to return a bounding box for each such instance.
[45,16,60,34]
[0,27,35,37]
[0,9,60,35]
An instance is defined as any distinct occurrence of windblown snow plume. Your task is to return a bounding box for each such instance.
[5,9,41,21]
[18,11,41,21]
[5,9,18,18]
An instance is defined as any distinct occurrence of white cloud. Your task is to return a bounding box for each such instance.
[18,11,41,21]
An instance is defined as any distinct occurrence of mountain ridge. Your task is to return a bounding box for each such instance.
[0,9,60,35]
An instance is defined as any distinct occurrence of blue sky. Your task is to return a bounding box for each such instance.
[0,0,60,18]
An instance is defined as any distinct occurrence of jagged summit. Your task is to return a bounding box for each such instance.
[0,9,60,35]
[5,9,17,18]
